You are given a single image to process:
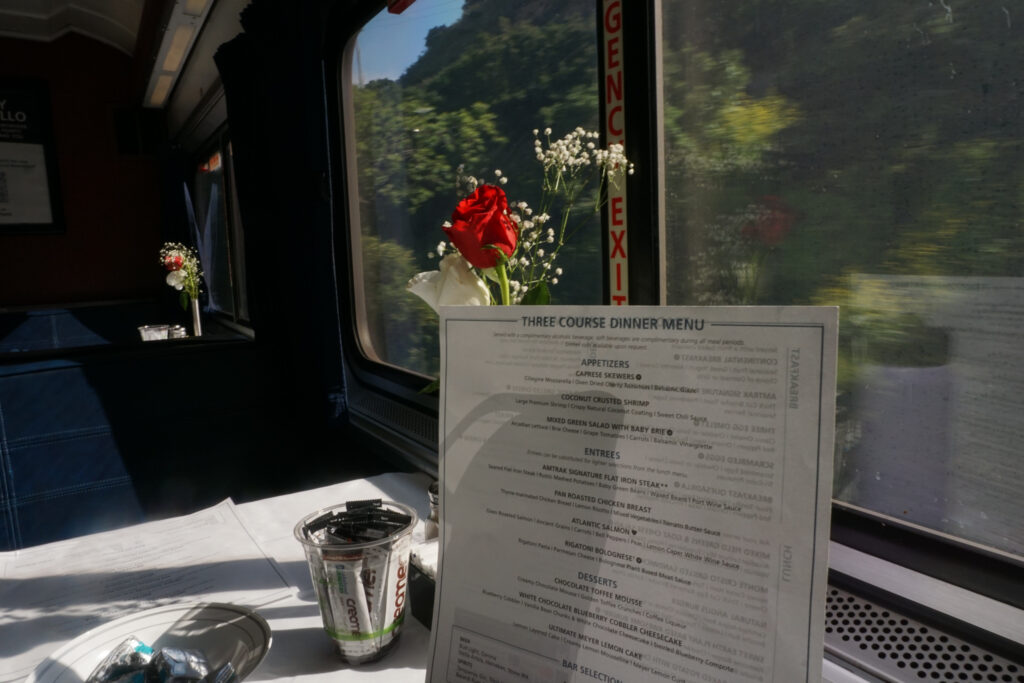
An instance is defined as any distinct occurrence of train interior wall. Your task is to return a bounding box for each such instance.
[0,16,401,551]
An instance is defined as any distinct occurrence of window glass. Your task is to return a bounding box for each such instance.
[193,148,233,317]
[192,138,248,323]
[226,141,250,322]
[661,1,1024,558]
[349,0,601,378]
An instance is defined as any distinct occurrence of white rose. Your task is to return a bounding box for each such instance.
[407,253,490,313]
[166,269,186,291]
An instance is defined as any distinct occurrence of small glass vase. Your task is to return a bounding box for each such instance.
[190,297,203,337]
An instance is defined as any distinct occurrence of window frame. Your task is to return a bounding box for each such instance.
[321,0,1024,638]
[324,0,443,474]
[189,126,253,332]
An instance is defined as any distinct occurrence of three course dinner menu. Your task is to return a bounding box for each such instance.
[427,306,838,683]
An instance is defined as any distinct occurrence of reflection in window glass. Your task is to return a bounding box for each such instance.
[193,140,248,323]
[194,150,233,317]
[226,142,249,322]
[662,2,1024,557]
[349,0,601,377]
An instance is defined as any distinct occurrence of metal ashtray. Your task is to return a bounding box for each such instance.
[138,324,170,341]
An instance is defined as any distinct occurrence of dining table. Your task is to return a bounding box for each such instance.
[1,470,868,683]
[0,471,437,683]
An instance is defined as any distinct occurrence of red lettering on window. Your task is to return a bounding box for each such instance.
[606,70,622,105]
[612,295,627,305]
[616,262,622,290]
[607,36,620,70]
[610,229,627,258]
[608,105,623,137]
[604,1,621,33]
[611,196,624,226]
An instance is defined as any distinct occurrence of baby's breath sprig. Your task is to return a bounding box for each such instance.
[449,127,634,304]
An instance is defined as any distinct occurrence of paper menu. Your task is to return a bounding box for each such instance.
[427,306,837,683]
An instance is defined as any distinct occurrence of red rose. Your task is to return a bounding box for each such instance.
[742,196,794,246]
[444,185,518,269]
[163,253,184,271]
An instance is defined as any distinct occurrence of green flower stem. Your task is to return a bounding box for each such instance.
[496,261,511,305]
[745,249,768,304]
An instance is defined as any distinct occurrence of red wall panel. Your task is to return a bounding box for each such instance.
[0,33,163,306]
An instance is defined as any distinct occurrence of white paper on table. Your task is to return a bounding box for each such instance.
[0,499,292,682]
[427,305,838,683]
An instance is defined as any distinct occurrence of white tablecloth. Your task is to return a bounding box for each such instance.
[0,472,435,683]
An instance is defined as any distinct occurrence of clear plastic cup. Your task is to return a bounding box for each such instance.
[294,501,417,664]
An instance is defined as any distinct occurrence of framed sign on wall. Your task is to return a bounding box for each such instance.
[0,78,64,234]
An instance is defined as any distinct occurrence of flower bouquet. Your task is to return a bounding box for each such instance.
[160,242,204,336]
[408,127,633,311]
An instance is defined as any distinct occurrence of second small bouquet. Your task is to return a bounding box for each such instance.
[160,242,203,310]
[160,241,204,336]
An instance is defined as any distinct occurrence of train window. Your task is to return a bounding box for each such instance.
[346,0,601,379]
[191,132,250,326]
[660,1,1024,560]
